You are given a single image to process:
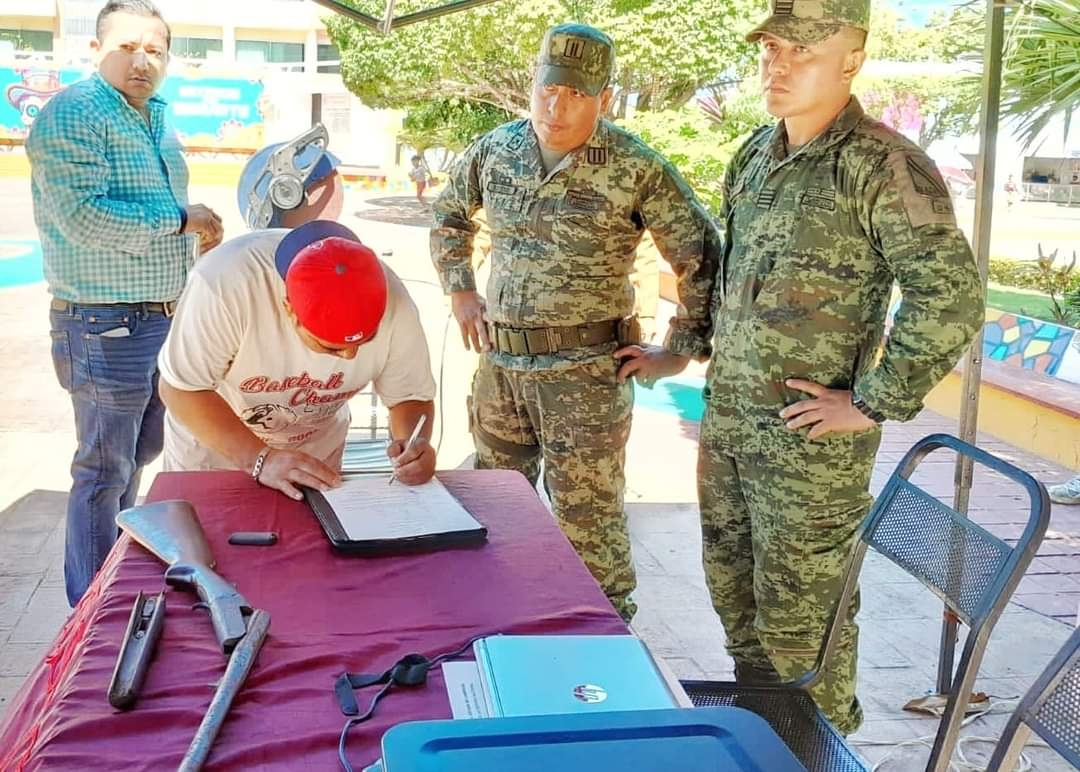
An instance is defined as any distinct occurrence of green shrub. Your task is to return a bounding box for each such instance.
[987,257,1041,290]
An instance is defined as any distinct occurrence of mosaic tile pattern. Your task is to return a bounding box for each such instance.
[982,309,1077,376]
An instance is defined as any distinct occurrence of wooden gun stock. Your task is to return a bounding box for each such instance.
[116,500,251,654]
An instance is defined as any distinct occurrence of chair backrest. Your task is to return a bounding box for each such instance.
[863,433,1048,629]
[810,433,1050,772]
[987,624,1080,771]
[341,390,394,474]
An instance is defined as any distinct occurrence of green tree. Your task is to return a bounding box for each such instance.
[398,98,511,160]
[1002,0,1080,148]
[620,105,746,212]
[854,5,983,149]
[324,0,757,139]
[855,75,980,148]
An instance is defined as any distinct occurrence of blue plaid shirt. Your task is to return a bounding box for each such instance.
[27,72,194,303]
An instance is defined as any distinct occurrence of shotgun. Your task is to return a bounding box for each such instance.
[178,608,271,772]
[116,500,251,654]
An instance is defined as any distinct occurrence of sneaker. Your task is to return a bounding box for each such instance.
[1048,475,1080,505]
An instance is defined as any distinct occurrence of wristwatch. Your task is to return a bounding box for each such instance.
[851,393,887,423]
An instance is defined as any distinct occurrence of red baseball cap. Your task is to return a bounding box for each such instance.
[275,220,387,346]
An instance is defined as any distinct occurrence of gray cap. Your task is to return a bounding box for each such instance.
[746,0,870,45]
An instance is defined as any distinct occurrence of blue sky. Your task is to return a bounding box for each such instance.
[884,0,966,26]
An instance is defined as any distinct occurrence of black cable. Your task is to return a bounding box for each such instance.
[336,633,492,772]
[337,679,394,772]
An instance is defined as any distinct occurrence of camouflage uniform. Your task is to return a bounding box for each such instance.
[432,24,718,622]
[701,0,984,734]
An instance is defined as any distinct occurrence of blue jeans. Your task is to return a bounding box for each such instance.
[49,303,171,606]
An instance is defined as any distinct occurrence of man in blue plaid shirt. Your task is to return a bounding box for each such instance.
[27,0,223,605]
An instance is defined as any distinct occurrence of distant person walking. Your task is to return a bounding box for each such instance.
[1004,174,1019,210]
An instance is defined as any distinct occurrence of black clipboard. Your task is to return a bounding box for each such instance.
[301,485,488,556]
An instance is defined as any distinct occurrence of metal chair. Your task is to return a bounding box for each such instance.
[986,624,1080,771]
[682,432,1051,772]
[341,389,394,474]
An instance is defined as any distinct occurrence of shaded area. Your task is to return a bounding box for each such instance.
[353,196,435,227]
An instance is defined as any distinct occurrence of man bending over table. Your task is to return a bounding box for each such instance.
[158,128,437,499]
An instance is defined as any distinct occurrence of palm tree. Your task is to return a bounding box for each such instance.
[1002,0,1080,149]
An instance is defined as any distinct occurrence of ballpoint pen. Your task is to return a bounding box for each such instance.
[389,414,428,486]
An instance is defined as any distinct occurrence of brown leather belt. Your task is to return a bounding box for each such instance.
[487,319,621,356]
[50,298,178,317]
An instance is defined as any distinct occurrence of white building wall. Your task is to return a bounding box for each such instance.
[0,0,403,172]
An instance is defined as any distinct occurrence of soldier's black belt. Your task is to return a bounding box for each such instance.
[487,319,622,356]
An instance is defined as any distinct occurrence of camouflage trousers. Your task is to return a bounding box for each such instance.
[697,407,879,735]
[469,355,637,621]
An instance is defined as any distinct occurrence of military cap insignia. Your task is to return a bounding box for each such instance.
[586,146,608,165]
[562,38,586,59]
[774,0,795,16]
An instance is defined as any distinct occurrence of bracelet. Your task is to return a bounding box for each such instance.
[250,446,271,481]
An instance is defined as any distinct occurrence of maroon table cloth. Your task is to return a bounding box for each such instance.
[0,470,627,771]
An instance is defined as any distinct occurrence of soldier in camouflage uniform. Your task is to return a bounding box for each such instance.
[699,0,985,733]
[431,23,718,621]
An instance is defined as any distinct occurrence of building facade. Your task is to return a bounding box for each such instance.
[0,0,401,169]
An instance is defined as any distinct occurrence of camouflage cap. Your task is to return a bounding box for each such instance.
[746,0,870,45]
[535,23,614,97]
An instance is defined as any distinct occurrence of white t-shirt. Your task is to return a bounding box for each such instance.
[158,228,436,471]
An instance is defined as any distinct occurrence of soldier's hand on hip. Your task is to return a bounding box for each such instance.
[614,344,690,387]
[451,290,491,353]
[255,448,342,501]
[779,379,877,440]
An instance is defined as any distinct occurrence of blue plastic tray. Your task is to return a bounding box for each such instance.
[381,706,807,771]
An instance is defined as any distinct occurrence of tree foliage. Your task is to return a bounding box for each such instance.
[324,0,757,139]
[854,5,982,149]
[620,105,744,212]
[398,99,511,155]
[1002,0,1080,148]
[856,75,980,148]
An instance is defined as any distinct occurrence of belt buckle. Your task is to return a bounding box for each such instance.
[505,329,528,355]
[545,327,563,353]
[524,328,550,354]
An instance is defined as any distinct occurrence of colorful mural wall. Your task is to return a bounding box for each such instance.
[1,66,265,150]
[983,309,1080,384]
